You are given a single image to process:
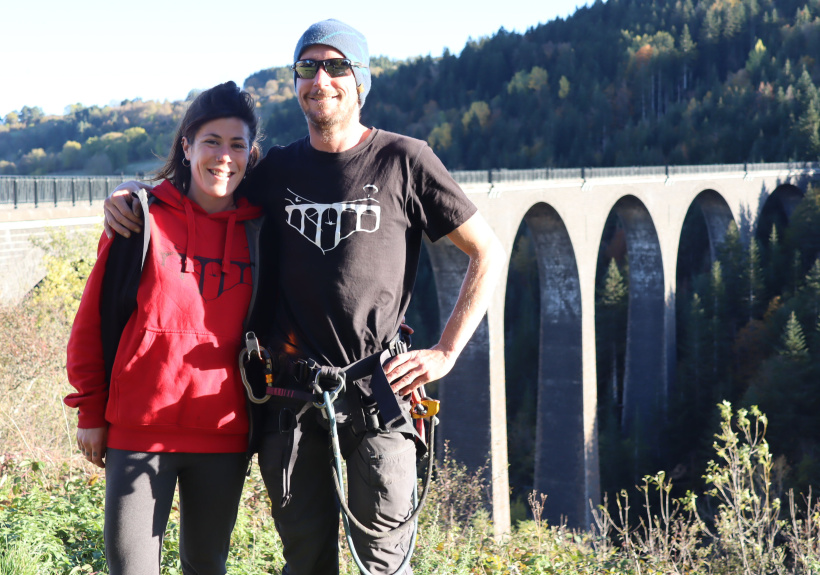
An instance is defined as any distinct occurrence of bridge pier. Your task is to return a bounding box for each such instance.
[525,204,592,527]
[617,197,667,442]
[425,236,511,536]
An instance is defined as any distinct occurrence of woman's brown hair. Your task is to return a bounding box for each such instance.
[154,81,261,192]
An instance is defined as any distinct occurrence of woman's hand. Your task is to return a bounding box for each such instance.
[77,427,108,469]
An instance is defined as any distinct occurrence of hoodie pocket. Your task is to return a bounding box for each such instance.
[108,328,247,432]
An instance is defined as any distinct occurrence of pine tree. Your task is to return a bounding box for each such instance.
[597,258,628,413]
[679,24,697,92]
[746,237,765,320]
[601,258,628,307]
[718,221,745,330]
[766,224,787,296]
[795,69,820,158]
[805,259,820,318]
[781,311,809,360]
[709,259,733,397]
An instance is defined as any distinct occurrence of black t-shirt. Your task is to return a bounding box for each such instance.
[247,129,477,367]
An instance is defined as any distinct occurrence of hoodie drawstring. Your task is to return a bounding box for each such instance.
[183,201,197,273]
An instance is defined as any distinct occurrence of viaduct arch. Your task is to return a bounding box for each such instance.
[428,163,820,535]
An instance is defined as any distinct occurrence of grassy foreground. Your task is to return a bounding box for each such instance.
[3,227,820,574]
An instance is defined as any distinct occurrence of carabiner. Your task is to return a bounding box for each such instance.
[238,331,273,404]
[312,369,346,409]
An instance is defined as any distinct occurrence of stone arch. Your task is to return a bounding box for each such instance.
[757,183,804,240]
[519,203,585,525]
[609,196,666,436]
[690,189,737,262]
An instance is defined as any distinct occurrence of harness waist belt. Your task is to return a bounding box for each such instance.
[272,333,408,429]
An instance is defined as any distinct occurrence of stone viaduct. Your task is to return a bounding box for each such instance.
[3,164,820,536]
[431,162,820,536]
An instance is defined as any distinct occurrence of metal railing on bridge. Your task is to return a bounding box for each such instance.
[0,176,134,209]
[3,162,820,208]
[450,161,820,185]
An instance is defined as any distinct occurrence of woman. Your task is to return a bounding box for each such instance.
[64,81,264,575]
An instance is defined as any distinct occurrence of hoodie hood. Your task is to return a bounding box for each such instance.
[151,180,263,275]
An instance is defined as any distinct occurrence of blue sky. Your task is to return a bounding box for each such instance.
[2,0,590,119]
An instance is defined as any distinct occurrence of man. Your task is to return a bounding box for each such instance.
[105,19,504,575]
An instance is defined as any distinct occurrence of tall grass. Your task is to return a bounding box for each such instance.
[3,227,820,573]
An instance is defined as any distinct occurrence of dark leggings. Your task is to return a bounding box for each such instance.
[104,449,247,575]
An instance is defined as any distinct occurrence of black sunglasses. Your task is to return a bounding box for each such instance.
[291,58,364,79]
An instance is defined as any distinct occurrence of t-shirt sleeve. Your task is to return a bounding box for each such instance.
[411,144,478,243]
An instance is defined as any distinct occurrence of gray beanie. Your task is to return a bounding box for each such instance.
[293,19,371,108]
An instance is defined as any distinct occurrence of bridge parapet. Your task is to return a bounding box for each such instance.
[451,161,820,186]
[0,176,135,209]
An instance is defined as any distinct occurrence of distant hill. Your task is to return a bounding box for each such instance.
[2,0,819,175]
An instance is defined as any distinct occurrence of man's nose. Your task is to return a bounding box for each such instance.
[313,65,333,86]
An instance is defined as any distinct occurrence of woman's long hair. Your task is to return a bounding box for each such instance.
[154,81,261,192]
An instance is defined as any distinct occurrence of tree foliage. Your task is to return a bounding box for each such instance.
[665,184,820,498]
[3,0,820,175]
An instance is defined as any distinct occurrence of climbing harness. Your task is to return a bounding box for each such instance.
[239,331,415,425]
[238,330,441,574]
[315,375,439,575]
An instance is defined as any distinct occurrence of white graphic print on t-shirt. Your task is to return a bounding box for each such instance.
[284,187,381,254]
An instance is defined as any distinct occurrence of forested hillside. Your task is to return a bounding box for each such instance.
[2,0,819,175]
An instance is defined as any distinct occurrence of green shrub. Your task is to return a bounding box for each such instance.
[28,226,100,327]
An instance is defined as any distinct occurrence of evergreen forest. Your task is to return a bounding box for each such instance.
[3,0,820,518]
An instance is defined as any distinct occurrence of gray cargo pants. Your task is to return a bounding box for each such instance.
[258,409,416,575]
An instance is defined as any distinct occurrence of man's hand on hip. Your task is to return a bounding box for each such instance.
[383,345,456,396]
[103,181,151,238]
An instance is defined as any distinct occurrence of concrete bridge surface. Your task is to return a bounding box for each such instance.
[3,164,820,535]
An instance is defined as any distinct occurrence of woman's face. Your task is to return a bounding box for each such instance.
[182,117,251,213]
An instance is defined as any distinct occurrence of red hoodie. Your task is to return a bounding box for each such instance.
[65,180,264,453]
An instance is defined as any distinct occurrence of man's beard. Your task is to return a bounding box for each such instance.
[301,89,358,140]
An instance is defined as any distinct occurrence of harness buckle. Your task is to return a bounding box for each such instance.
[292,358,316,384]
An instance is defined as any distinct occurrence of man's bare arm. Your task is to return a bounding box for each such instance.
[384,212,505,396]
[103,181,153,238]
